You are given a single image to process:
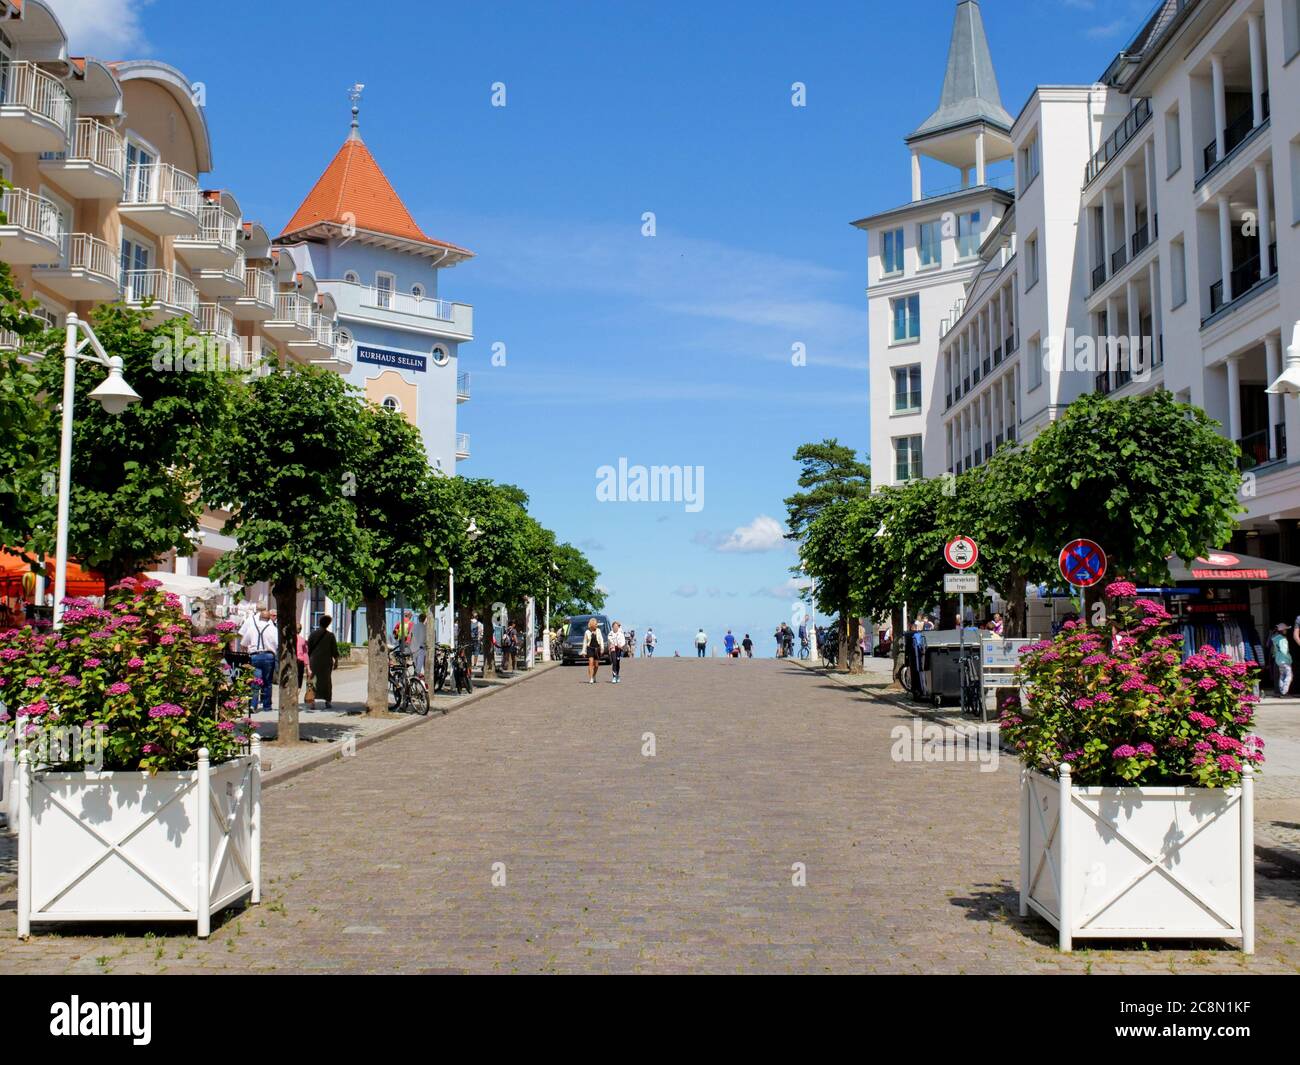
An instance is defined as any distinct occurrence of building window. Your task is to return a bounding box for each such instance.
[1170,237,1187,309]
[123,140,156,203]
[1019,134,1041,191]
[1285,0,1300,61]
[343,270,360,284]
[337,328,353,353]
[917,220,942,268]
[411,283,425,300]
[882,228,904,276]
[891,293,920,343]
[381,395,402,413]
[1027,335,1043,391]
[893,364,922,412]
[1292,137,1300,225]
[1164,104,1181,178]
[431,343,450,366]
[893,435,922,483]
[1024,235,1039,291]
[956,211,981,259]
[376,272,395,309]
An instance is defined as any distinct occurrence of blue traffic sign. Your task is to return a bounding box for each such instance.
[1059,539,1107,588]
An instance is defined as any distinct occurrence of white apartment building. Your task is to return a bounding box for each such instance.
[858,0,1300,614]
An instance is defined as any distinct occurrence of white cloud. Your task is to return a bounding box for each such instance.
[54,0,152,54]
[716,515,788,554]
[755,577,813,599]
[673,584,698,598]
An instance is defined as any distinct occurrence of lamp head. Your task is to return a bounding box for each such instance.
[1266,321,1300,396]
[88,356,140,415]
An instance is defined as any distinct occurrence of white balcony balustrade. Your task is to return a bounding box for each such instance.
[0,187,64,264]
[175,202,241,269]
[119,162,201,235]
[456,433,470,460]
[34,233,120,300]
[198,302,236,340]
[456,371,470,402]
[38,118,125,199]
[232,265,276,321]
[262,290,315,343]
[123,269,199,323]
[0,60,73,152]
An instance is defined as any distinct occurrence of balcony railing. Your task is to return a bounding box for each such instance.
[272,291,314,327]
[1096,371,1112,395]
[1091,261,1107,292]
[982,356,991,376]
[198,302,235,339]
[362,284,455,321]
[457,371,471,400]
[1084,97,1151,186]
[123,270,199,317]
[0,60,73,136]
[1276,423,1287,462]
[191,203,239,252]
[309,312,336,350]
[993,345,1003,367]
[49,232,117,280]
[1237,428,1272,471]
[1203,94,1269,175]
[1005,332,1018,354]
[456,433,470,458]
[1208,243,1277,315]
[243,267,274,305]
[122,162,200,214]
[1131,221,1150,257]
[1110,244,1128,273]
[0,187,63,241]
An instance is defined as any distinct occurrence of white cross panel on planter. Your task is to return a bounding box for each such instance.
[1020,765,1254,952]
[17,743,261,938]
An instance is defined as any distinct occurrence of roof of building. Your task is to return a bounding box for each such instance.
[278,130,472,260]
[907,0,1013,142]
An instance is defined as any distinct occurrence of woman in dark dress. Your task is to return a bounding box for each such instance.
[307,615,340,708]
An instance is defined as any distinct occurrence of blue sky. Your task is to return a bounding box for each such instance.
[63,0,1148,655]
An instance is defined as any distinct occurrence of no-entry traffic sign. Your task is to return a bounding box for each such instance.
[944,536,978,570]
[1059,538,1107,588]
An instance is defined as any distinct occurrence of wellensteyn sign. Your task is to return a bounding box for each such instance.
[356,345,427,373]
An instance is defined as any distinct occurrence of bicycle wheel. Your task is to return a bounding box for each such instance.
[388,670,403,711]
[409,677,430,715]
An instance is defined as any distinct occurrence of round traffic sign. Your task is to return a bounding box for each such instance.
[1059,538,1107,588]
[944,535,979,570]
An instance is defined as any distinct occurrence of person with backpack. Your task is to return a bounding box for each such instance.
[469,612,483,674]
[644,628,657,658]
[1272,622,1292,696]
[582,617,605,683]
[741,633,753,658]
[503,622,519,671]
[695,627,708,657]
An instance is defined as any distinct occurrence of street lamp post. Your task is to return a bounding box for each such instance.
[53,313,141,628]
[449,518,481,646]
[542,560,558,661]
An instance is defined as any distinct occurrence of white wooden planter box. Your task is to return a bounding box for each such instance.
[16,741,261,938]
[1020,764,1254,952]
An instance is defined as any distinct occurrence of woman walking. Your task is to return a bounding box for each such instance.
[609,621,627,684]
[307,615,340,709]
[582,617,605,684]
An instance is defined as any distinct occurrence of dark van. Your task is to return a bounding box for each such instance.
[561,614,611,665]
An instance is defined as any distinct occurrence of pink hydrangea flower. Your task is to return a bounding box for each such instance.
[1105,580,1138,598]
[1112,745,1138,758]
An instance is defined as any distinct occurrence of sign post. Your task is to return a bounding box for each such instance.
[1058,538,1107,625]
[944,537,979,713]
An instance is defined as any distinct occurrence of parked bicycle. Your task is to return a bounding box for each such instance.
[388,643,429,715]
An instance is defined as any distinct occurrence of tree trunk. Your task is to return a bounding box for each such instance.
[891,606,907,687]
[364,591,387,714]
[847,615,862,673]
[1007,567,1028,638]
[482,603,498,677]
[836,610,850,671]
[272,578,299,744]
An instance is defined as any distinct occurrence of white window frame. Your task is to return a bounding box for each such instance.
[1024,234,1040,292]
[889,293,921,346]
[123,134,160,202]
[381,395,402,413]
[411,283,425,300]
[917,220,942,270]
[881,227,905,277]
[430,342,450,366]
[343,270,360,284]
[375,271,395,309]
[1170,237,1187,309]
[893,435,923,484]
[1027,335,1043,392]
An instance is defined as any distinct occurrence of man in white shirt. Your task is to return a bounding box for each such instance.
[644,628,656,658]
[240,607,278,711]
[695,628,708,658]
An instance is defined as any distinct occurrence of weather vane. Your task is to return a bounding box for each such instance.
[348,82,365,130]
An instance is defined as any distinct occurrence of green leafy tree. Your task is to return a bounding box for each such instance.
[25,304,238,587]
[952,446,1051,637]
[550,540,604,623]
[0,219,52,558]
[1026,391,1241,614]
[786,440,872,669]
[350,403,464,713]
[207,366,367,742]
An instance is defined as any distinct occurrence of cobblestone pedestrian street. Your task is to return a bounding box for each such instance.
[2,659,1296,973]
